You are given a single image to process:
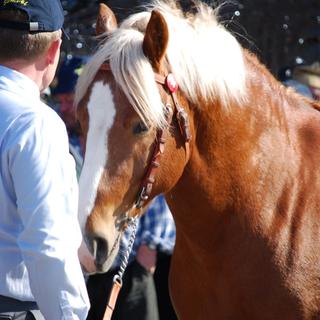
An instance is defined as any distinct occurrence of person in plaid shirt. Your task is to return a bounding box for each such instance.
[86,195,177,320]
[121,194,176,265]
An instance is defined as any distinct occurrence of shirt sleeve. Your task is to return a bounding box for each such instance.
[8,110,89,319]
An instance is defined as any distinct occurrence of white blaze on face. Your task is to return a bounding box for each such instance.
[78,81,116,231]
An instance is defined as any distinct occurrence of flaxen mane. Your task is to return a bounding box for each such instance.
[75,0,247,127]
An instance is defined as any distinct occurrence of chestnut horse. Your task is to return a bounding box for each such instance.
[75,1,320,319]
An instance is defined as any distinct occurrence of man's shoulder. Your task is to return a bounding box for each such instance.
[39,100,66,126]
[3,89,62,120]
[0,98,66,148]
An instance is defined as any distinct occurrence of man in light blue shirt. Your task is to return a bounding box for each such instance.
[0,0,89,319]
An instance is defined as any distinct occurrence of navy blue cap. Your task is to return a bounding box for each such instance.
[52,56,88,95]
[0,0,64,32]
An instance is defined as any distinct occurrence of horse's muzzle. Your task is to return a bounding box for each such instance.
[86,234,109,269]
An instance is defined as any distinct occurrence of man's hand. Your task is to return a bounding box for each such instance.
[136,244,157,274]
[78,240,97,274]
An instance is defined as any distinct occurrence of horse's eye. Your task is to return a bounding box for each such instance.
[133,121,149,135]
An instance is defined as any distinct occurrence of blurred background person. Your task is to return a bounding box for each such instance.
[278,65,314,98]
[51,55,87,178]
[292,62,320,100]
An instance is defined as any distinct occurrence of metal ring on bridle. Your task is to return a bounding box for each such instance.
[112,274,123,287]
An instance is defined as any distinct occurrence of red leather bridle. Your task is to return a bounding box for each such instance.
[135,71,192,208]
[99,62,192,210]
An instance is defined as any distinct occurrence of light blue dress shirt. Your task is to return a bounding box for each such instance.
[0,66,89,319]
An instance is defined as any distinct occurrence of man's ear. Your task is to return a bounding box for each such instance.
[46,38,62,65]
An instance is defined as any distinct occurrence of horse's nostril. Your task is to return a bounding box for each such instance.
[89,235,109,267]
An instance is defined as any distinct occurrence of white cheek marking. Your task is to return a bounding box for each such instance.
[78,81,116,231]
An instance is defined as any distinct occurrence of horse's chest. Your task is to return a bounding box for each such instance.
[169,230,317,320]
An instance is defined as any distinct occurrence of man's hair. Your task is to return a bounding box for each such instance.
[0,10,61,61]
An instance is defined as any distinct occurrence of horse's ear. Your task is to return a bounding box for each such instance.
[142,10,169,71]
[96,3,118,35]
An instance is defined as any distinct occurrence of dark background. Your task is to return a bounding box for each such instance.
[61,0,320,77]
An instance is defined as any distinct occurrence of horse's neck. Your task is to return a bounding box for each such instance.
[167,101,249,239]
[167,52,310,244]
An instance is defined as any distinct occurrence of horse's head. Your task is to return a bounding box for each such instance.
[75,4,191,272]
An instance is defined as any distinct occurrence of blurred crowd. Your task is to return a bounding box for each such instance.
[279,62,320,100]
